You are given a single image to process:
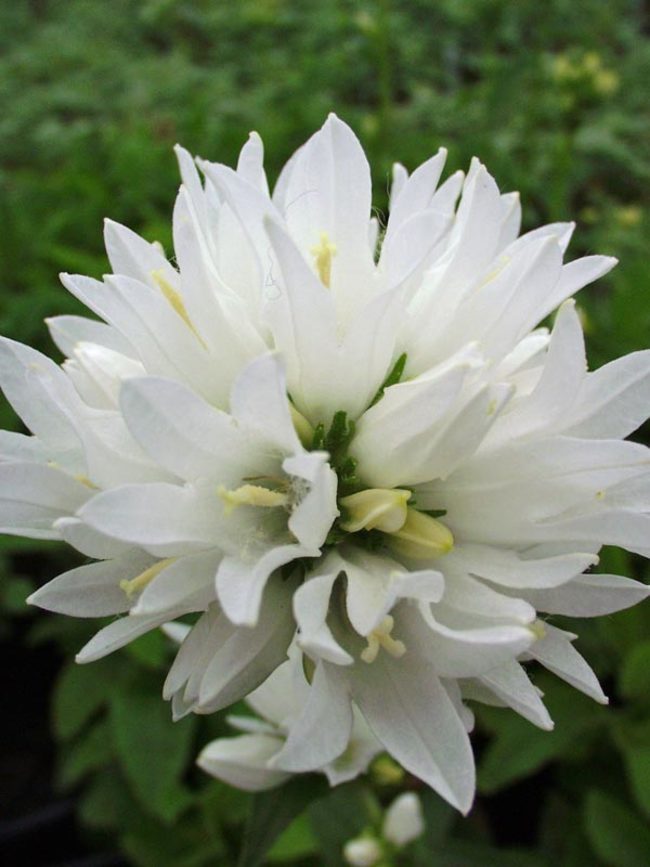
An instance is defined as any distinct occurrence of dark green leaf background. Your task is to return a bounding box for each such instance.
[1,1,649,864]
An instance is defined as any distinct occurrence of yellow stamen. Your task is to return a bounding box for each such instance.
[74,474,99,490]
[388,507,454,560]
[310,232,337,288]
[120,558,175,599]
[217,483,289,516]
[150,269,205,346]
[361,615,406,663]
[529,619,547,640]
[289,402,314,448]
[339,488,411,534]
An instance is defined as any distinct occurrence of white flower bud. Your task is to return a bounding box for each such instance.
[382,792,425,847]
[343,837,383,866]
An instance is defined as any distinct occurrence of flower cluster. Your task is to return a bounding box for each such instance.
[3,115,650,813]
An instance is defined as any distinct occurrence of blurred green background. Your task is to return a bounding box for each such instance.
[1,1,649,865]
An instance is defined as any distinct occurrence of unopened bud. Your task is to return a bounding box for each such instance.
[382,792,424,848]
[388,508,454,559]
[343,837,383,867]
[340,488,411,533]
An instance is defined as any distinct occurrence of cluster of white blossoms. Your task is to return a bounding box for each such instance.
[3,115,650,813]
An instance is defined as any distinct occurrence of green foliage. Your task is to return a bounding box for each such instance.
[1,0,650,864]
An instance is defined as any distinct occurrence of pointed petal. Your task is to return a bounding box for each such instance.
[350,652,475,813]
[273,661,353,771]
[28,550,155,617]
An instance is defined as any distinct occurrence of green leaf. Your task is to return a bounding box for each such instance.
[52,658,120,741]
[0,575,33,614]
[109,679,197,822]
[308,781,377,867]
[267,813,318,861]
[619,639,650,702]
[237,775,328,867]
[583,790,650,867]
[57,719,113,789]
[614,720,650,818]
[124,628,170,670]
[477,675,605,793]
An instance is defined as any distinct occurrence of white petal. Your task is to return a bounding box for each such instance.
[120,376,268,484]
[540,254,617,320]
[0,338,81,455]
[77,482,223,556]
[0,462,90,538]
[385,148,447,235]
[229,352,300,455]
[46,315,135,359]
[522,572,650,617]
[76,610,175,662]
[28,550,155,617]
[404,603,534,678]
[273,661,353,772]
[197,734,288,792]
[216,541,310,627]
[55,517,135,559]
[491,300,586,442]
[477,659,553,729]
[196,576,297,713]
[528,624,608,703]
[563,350,650,439]
[294,570,353,665]
[237,131,270,195]
[449,544,598,589]
[341,549,444,636]
[350,651,475,814]
[284,451,339,550]
[132,550,220,616]
[281,114,375,301]
[103,218,176,287]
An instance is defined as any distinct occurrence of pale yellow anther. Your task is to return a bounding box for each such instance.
[339,488,411,534]
[388,507,454,560]
[74,474,98,490]
[310,232,337,288]
[120,558,175,599]
[217,483,289,516]
[289,402,314,448]
[151,269,205,346]
[529,619,547,640]
[361,615,407,664]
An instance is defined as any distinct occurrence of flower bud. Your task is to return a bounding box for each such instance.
[339,488,411,533]
[343,837,383,867]
[388,508,454,559]
[382,792,424,847]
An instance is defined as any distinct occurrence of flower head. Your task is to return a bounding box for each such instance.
[4,115,650,813]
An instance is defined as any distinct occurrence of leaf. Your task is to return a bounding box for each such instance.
[125,628,170,670]
[57,719,113,789]
[308,780,377,867]
[237,775,328,867]
[267,813,318,862]
[109,679,197,823]
[477,675,605,793]
[583,790,650,867]
[613,719,650,818]
[619,639,650,702]
[52,657,120,740]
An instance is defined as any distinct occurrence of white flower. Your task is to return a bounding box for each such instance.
[3,114,649,813]
[197,646,381,789]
